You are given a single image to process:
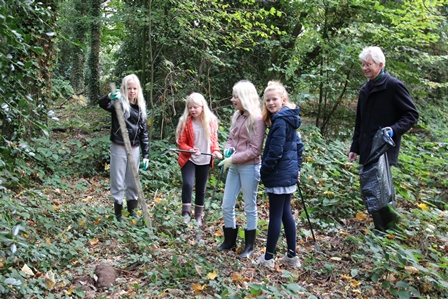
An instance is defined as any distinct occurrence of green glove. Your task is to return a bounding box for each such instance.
[218,157,232,171]
[109,88,121,101]
[141,158,149,171]
[224,147,236,158]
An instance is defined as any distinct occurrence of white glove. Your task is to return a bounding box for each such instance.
[218,157,233,171]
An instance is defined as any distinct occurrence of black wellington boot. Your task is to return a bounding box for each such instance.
[114,202,123,222]
[217,226,238,251]
[127,200,138,217]
[371,211,385,233]
[379,205,399,230]
[239,229,256,259]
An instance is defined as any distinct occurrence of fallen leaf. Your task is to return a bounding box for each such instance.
[417,203,429,211]
[192,283,206,295]
[207,270,217,280]
[330,257,342,261]
[22,264,34,276]
[195,264,203,275]
[356,212,367,221]
[65,285,76,295]
[231,272,243,282]
[405,266,419,275]
[44,271,56,289]
[89,238,99,246]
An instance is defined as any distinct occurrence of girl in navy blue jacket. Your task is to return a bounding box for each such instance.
[255,81,304,269]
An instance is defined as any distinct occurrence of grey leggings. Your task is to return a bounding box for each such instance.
[110,143,140,205]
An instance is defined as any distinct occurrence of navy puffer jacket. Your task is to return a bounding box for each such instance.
[261,106,304,188]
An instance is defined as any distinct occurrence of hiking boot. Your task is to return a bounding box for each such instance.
[278,254,301,268]
[254,254,275,270]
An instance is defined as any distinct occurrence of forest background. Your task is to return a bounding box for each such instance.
[0,0,447,298]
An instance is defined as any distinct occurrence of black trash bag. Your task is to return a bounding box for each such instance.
[359,128,396,214]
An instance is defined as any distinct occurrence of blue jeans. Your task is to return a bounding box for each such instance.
[221,163,260,230]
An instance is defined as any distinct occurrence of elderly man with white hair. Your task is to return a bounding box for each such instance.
[349,46,419,232]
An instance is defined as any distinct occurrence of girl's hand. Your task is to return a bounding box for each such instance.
[298,171,301,183]
[191,148,201,156]
[213,151,223,159]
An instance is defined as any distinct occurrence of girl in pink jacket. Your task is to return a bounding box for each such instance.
[217,80,266,259]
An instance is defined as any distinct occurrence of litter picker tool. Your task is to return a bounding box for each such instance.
[162,147,215,156]
[110,83,152,230]
[194,147,234,244]
[297,183,322,252]
[202,165,226,228]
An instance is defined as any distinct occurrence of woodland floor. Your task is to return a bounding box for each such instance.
[32,110,424,299]
[42,128,401,299]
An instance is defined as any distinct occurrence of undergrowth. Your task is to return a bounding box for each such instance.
[0,101,447,298]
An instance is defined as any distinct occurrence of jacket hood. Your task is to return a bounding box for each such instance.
[272,106,301,129]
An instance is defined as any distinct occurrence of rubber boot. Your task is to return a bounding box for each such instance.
[182,203,191,223]
[379,205,399,230]
[371,211,385,232]
[217,226,238,251]
[239,229,256,259]
[194,205,204,226]
[127,200,138,217]
[114,202,123,222]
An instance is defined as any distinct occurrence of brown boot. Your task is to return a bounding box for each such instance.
[182,203,191,223]
[194,205,204,226]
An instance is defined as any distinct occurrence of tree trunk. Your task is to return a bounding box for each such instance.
[88,0,101,104]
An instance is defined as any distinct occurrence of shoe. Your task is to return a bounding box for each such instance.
[279,254,301,268]
[254,254,275,269]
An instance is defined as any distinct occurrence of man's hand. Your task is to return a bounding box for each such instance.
[348,152,357,162]
[385,127,394,138]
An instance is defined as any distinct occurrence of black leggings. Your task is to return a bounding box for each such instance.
[181,160,210,206]
[265,193,296,259]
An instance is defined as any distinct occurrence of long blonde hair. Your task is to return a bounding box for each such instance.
[230,80,262,138]
[176,92,217,143]
[120,74,147,120]
[262,80,295,127]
